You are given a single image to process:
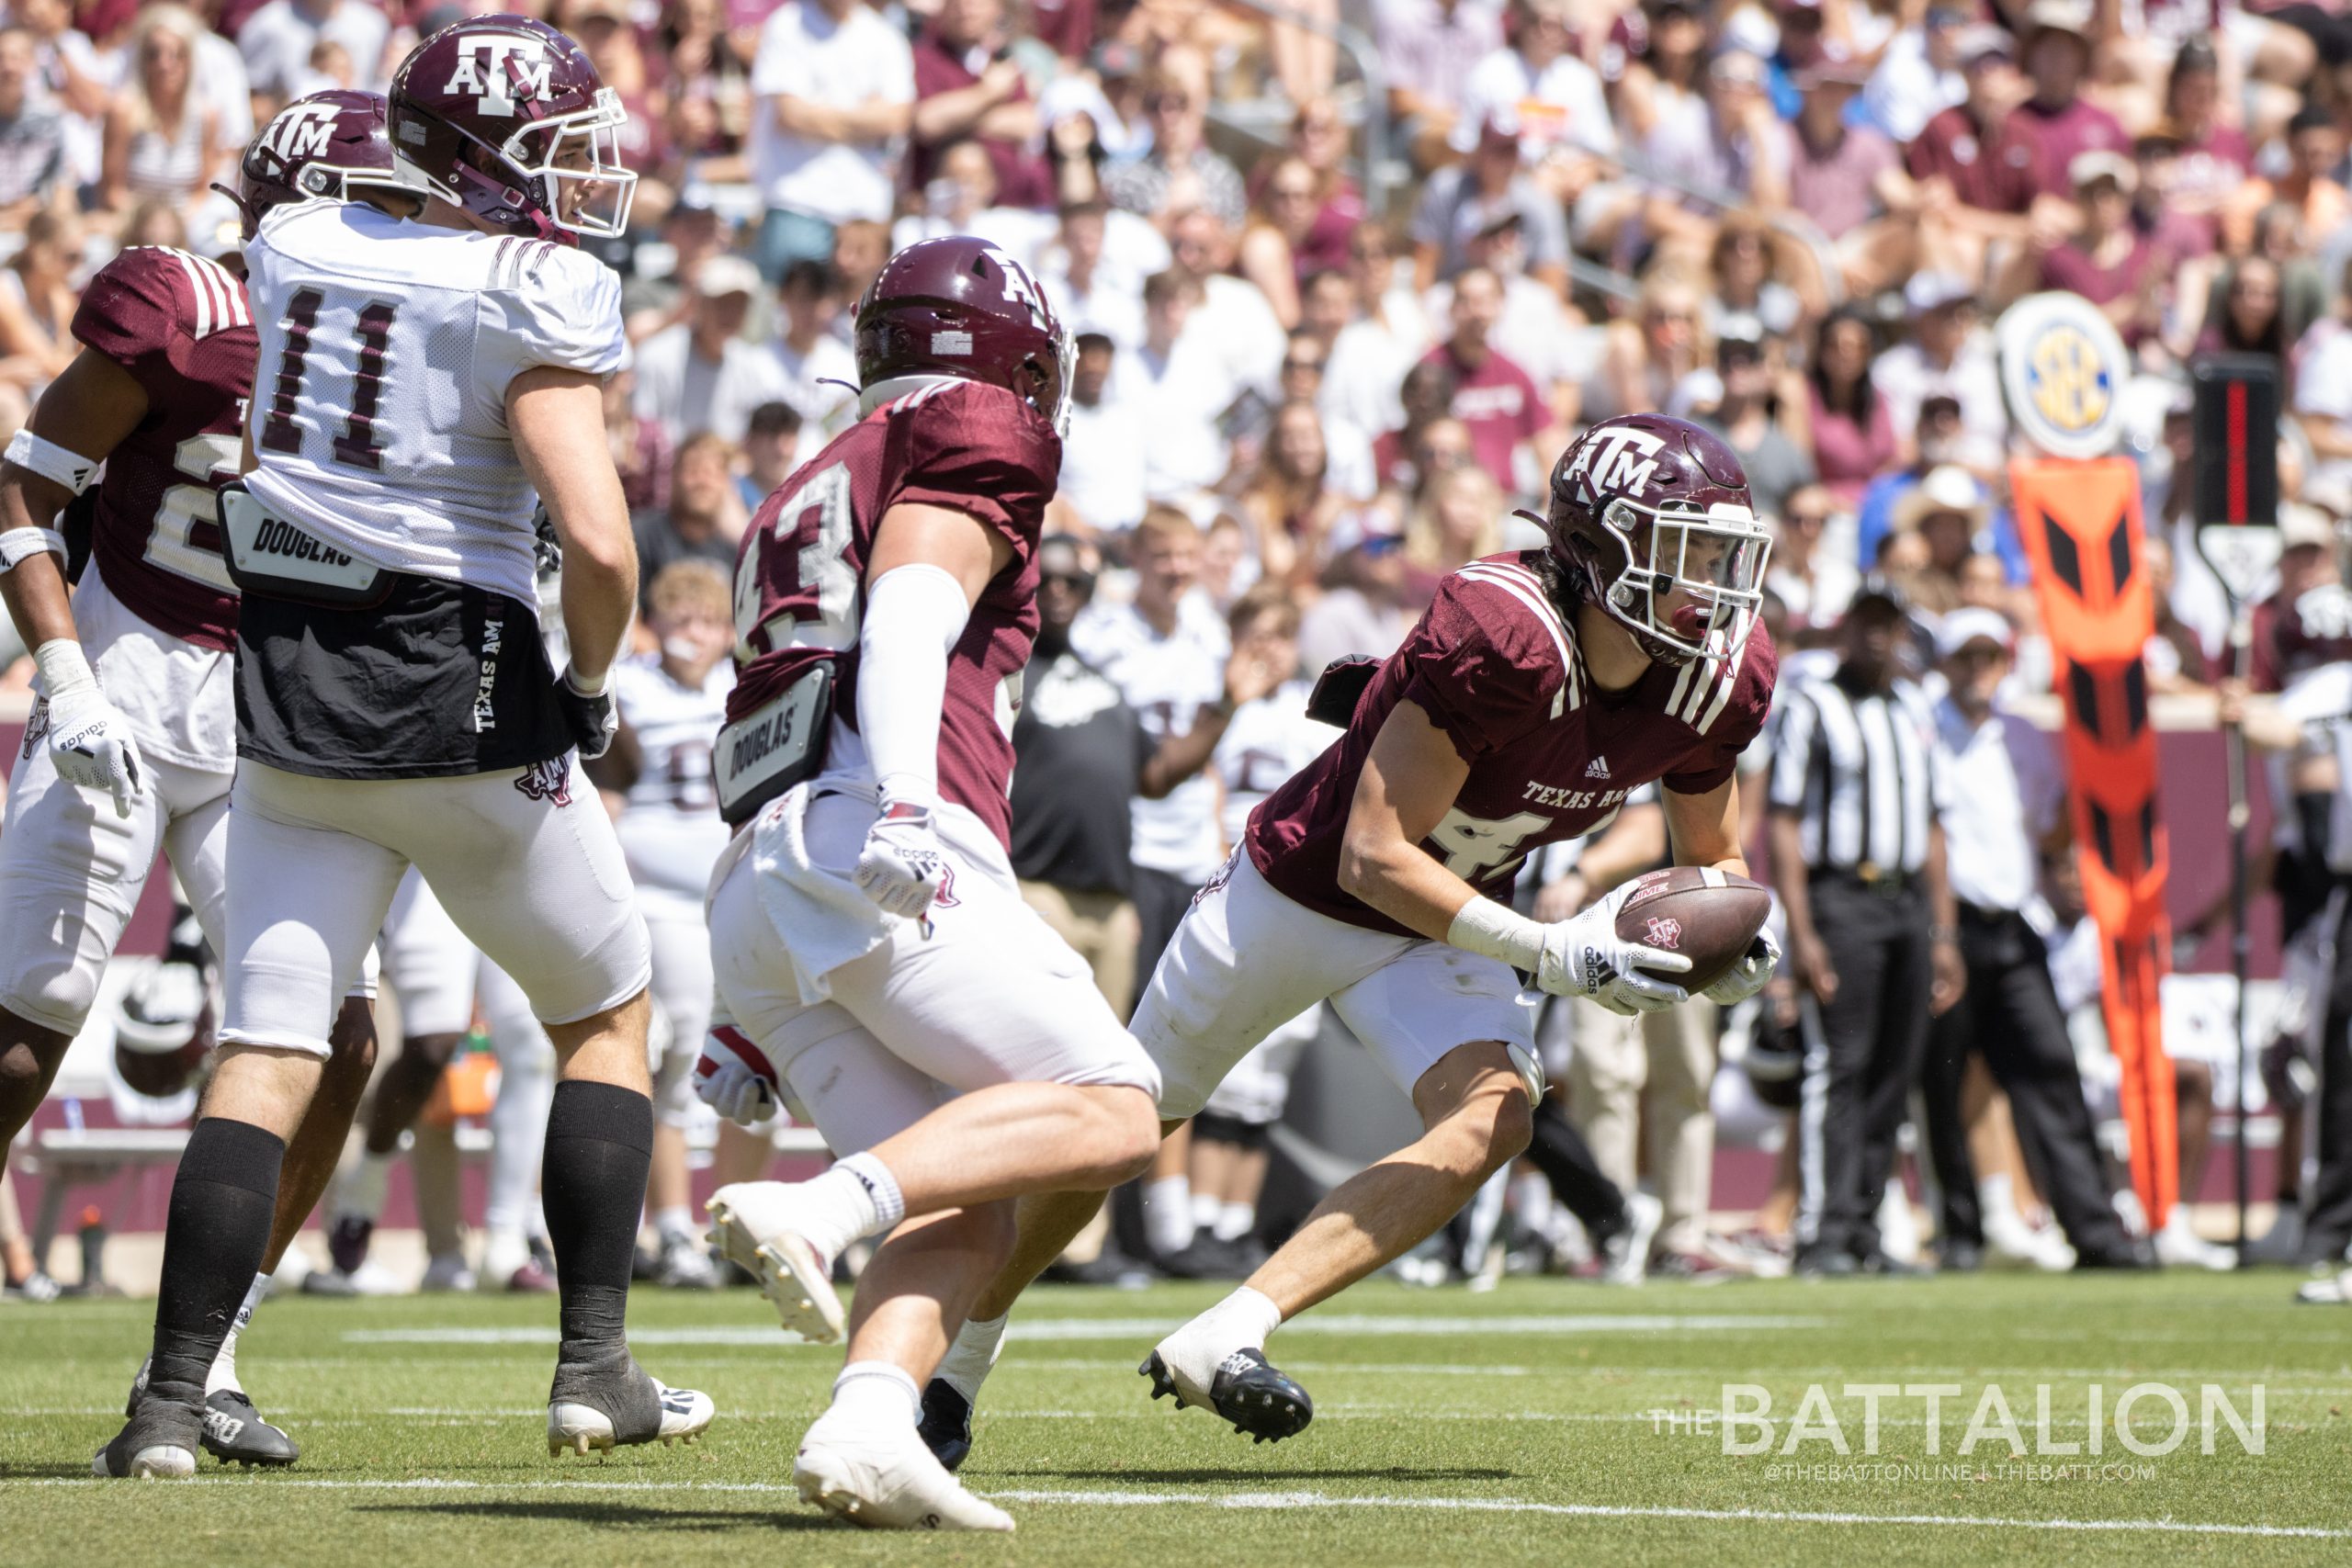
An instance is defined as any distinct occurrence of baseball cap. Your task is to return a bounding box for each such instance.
[1936,606,2016,660]
[1959,26,2014,65]
[695,255,762,299]
[1905,272,1976,316]
[2069,150,2137,192]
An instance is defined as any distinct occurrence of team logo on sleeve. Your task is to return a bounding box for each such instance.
[444,35,552,117]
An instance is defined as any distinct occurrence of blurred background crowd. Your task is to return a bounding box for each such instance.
[6,0,2352,1299]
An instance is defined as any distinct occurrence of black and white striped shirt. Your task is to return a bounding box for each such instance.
[1766,669,1942,876]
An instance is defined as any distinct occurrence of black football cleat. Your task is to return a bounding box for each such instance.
[917,1378,974,1472]
[1140,1347,1313,1444]
[202,1389,300,1467]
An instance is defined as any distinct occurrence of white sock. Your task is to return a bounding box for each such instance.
[1144,1175,1193,1256]
[341,1150,394,1224]
[1159,1285,1284,1390]
[653,1205,695,1243]
[935,1313,1009,1402]
[796,1152,905,1262]
[481,1225,530,1284]
[208,1275,266,1396]
[1191,1191,1221,1233]
[1214,1201,1255,1243]
[829,1360,921,1429]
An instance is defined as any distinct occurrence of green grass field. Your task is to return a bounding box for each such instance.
[3,1272,2347,1566]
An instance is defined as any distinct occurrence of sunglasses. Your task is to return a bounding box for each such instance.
[1042,570,1096,591]
[1283,355,1325,373]
[1148,94,1195,113]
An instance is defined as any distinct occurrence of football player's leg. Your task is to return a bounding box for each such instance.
[102,768,402,1478]
[0,737,167,1147]
[643,906,717,1287]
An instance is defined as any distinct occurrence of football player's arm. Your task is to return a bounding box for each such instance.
[509,366,637,687]
[1660,775,1749,877]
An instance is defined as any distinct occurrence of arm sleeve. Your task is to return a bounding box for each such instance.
[1396,578,1555,763]
[857,562,971,804]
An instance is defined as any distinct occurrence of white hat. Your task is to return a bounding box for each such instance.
[1894,465,1990,533]
[1905,271,1976,316]
[695,254,763,300]
[1936,605,2016,660]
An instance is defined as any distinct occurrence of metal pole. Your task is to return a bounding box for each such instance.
[2228,613,2254,1263]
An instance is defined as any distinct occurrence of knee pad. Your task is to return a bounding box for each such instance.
[0,953,98,1041]
[1190,1110,1270,1151]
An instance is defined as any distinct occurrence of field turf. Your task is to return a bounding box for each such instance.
[2,1271,2346,1566]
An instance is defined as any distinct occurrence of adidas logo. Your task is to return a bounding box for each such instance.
[1585,756,1611,779]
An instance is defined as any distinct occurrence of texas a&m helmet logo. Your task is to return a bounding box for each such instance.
[259,100,340,164]
[443,34,553,118]
[1561,423,1666,506]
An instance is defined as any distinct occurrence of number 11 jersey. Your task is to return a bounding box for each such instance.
[242,199,626,610]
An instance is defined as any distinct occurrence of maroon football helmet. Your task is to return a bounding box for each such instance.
[388,14,637,244]
[853,235,1073,434]
[219,90,413,245]
[1532,412,1771,664]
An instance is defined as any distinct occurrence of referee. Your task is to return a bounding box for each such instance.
[1767,578,1964,1276]
[1917,610,2143,1270]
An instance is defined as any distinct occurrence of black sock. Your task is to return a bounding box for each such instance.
[542,1079,652,1365]
[1526,1097,1627,1241]
[150,1117,283,1394]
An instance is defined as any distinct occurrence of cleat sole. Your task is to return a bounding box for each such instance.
[707,1200,843,1344]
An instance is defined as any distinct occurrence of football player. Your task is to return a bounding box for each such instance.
[96,17,712,1479]
[925,414,1784,1457]
[595,558,735,1288]
[0,91,409,1470]
[691,235,1161,1531]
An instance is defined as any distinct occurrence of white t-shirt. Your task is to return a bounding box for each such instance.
[243,201,626,608]
[770,331,858,431]
[1071,592,1231,882]
[1107,337,1234,502]
[1211,678,1337,850]
[631,322,792,446]
[1059,395,1150,534]
[1873,338,2008,470]
[613,653,734,905]
[1451,47,1618,158]
[749,0,913,223]
[1193,274,1286,403]
[237,0,390,97]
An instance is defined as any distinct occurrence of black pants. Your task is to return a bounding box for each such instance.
[1921,905,2130,1258]
[1129,863,1204,1016]
[2303,893,2352,1262]
[1795,876,1932,1263]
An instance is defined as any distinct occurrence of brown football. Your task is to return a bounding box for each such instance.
[1612,865,1774,990]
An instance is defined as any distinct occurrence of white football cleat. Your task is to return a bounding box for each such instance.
[548,1378,715,1457]
[707,1183,845,1343]
[2154,1215,2236,1272]
[793,1416,1013,1531]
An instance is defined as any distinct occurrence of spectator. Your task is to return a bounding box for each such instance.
[1200,512,1250,610]
[770,257,857,434]
[737,400,802,510]
[1690,317,1815,521]
[1784,51,1919,296]
[1421,264,1554,493]
[1888,464,1992,616]
[605,365,673,516]
[1055,331,1149,536]
[828,218,890,325]
[909,0,1051,210]
[1765,484,1857,647]
[2271,105,2352,248]
[1410,114,1570,294]
[624,201,728,345]
[632,254,790,447]
[1274,326,1374,499]
[565,0,665,187]
[2001,152,2165,345]
[1168,206,1286,400]
[1903,28,2035,287]
[1706,215,1804,341]
[1592,272,1707,421]
[1113,268,1233,504]
[1235,398,1350,590]
[631,432,748,613]
[1379,0,1502,161]
[657,0,754,176]
[236,0,387,107]
[1298,533,1415,671]
[2153,35,2256,257]
[100,6,224,220]
[2009,0,2130,204]
[1806,306,1898,511]
[1371,358,1459,496]
[1864,2,1970,142]
[0,28,66,221]
[1297,267,1356,346]
[1607,0,1710,145]
[1401,461,1505,602]
[1641,48,1782,261]
[749,0,915,279]
[1453,0,1619,175]
[1036,196,1149,354]
[1875,273,2007,471]
[1102,51,1245,229]
[1255,98,1364,279]
[1237,153,1327,329]
[1323,225,1433,444]
[2296,261,2352,487]
[2197,254,2298,385]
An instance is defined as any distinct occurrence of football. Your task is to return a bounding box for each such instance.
[1612,864,1774,990]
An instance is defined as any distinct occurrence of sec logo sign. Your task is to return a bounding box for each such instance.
[1996,292,2131,461]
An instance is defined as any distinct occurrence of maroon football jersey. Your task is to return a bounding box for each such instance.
[728,378,1060,848]
[2253,581,2352,694]
[69,246,253,652]
[1247,552,1778,936]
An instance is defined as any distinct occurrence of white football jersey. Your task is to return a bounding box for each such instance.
[1210,679,1337,851]
[242,200,627,607]
[613,653,733,899]
[1070,592,1230,883]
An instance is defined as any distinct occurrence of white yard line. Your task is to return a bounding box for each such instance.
[4,1474,2344,1539]
[339,1314,1827,1348]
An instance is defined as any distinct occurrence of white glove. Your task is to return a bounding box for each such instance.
[1703,928,1782,1007]
[695,1023,782,1127]
[1532,879,1691,1015]
[36,640,141,819]
[853,798,955,922]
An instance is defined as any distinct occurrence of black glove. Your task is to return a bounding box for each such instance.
[557,667,617,761]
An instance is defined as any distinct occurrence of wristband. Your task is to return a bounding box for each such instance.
[32,637,96,699]
[3,428,98,494]
[562,665,610,698]
[1446,895,1544,972]
[0,525,66,571]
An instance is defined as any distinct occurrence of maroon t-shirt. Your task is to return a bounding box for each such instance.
[909,36,1054,209]
[2038,233,2162,342]
[71,244,254,653]
[1427,344,1544,486]
[1905,103,2038,215]
[2009,95,2132,202]
[1247,552,1778,935]
[729,378,1058,848]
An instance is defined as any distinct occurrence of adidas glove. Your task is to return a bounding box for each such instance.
[1702,928,1782,1007]
[36,640,142,819]
[556,665,618,761]
[1536,880,1692,1015]
[853,798,955,922]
